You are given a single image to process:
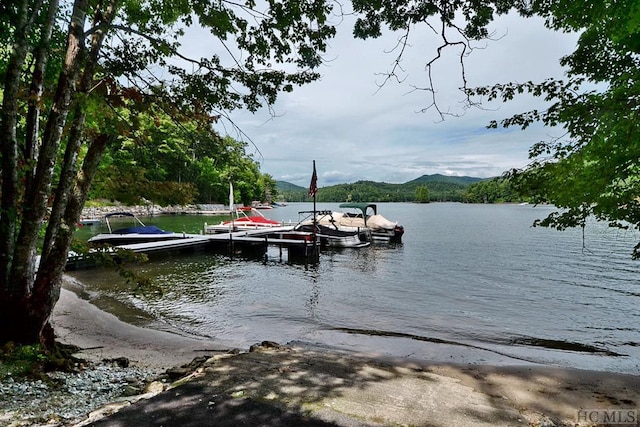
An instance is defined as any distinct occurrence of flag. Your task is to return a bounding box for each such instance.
[308,161,318,198]
[229,181,234,210]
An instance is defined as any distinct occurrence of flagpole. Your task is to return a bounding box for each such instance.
[229,181,234,231]
[309,160,318,259]
[312,160,317,226]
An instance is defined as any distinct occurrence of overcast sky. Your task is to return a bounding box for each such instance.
[215,11,579,188]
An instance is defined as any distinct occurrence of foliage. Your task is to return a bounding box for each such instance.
[466,0,640,256]
[98,165,149,206]
[415,186,430,203]
[90,110,275,206]
[148,182,198,206]
[462,177,521,204]
[402,174,483,202]
[0,342,77,379]
[0,343,47,379]
[406,174,483,187]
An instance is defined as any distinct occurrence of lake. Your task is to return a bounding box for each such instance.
[68,203,640,374]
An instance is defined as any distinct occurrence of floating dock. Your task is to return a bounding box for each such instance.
[67,227,320,269]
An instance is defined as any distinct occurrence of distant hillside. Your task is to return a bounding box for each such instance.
[276,174,492,203]
[406,174,484,186]
[276,181,306,193]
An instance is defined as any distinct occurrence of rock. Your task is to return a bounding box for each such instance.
[186,356,209,368]
[0,360,158,426]
[143,380,165,394]
[121,384,144,397]
[165,366,192,380]
[249,341,285,352]
[83,401,131,425]
[162,356,211,381]
[103,357,129,368]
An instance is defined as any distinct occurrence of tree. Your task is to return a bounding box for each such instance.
[90,109,273,206]
[350,1,640,256]
[1,0,336,346]
[469,1,640,256]
[350,0,533,120]
[462,177,519,204]
[415,185,430,203]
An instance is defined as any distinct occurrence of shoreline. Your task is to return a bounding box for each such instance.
[53,287,229,371]
[52,285,640,426]
[80,203,232,220]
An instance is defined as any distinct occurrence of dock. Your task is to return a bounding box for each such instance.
[67,227,320,269]
[119,227,318,257]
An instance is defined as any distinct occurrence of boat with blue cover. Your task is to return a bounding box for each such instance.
[87,212,197,246]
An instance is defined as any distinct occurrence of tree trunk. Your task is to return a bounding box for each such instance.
[33,134,112,348]
[0,0,119,346]
[0,0,35,290]
[24,0,60,192]
[8,0,88,302]
[34,1,119,346]
[43,0,117,260]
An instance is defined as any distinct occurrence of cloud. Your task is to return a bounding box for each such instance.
[214,11,579,187]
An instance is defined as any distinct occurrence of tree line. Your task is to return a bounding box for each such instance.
[88,110,276,207]
[278,175,527,204]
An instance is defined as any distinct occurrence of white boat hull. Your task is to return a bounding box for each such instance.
[88,232,199,246]
[294,221,371,248]
[321,205,405,243]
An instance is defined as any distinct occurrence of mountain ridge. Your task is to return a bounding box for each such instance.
[277,173,486,192]
[275,174,490,203]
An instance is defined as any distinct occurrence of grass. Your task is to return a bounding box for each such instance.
[0,343,48,379]
[0,342,79,380]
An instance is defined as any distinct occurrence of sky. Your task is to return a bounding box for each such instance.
[211,10,580,188]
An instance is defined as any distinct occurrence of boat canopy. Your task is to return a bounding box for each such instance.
[338,203,378,215]
[104,211,147,233]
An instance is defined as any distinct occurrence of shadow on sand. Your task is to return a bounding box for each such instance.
[85,342,640,427]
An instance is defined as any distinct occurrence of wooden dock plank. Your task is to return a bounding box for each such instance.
[116,236,212,253]
[65,226,319,270]
[113,226,314,254]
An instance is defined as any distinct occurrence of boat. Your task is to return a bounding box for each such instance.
[78,208,102,226]
[294,210,371,248]
[78,217,102,226]
[204,207,291,234]
[324,203,404,243]
[293,161,369,248]
[251,201,273,210]
[88,212,196,246]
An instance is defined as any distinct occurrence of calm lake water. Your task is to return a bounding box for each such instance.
[68,203,640,374]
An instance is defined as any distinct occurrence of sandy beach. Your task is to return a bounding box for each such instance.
[52,287,226,371]
[52,287,640,426]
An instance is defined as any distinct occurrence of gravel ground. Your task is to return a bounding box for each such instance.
[0,359,163,427]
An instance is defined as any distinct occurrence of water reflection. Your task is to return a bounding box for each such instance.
[304,264,321,318]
